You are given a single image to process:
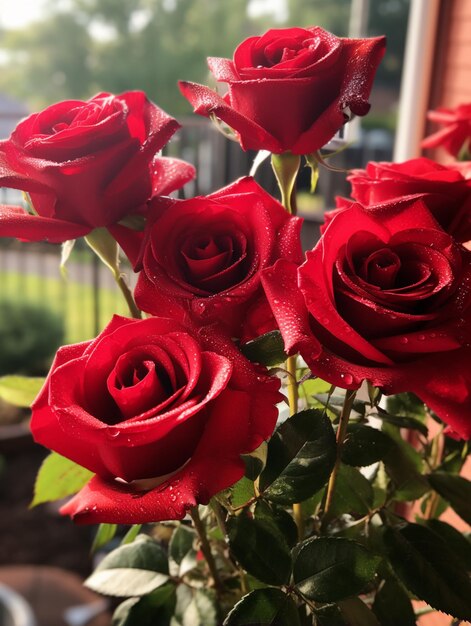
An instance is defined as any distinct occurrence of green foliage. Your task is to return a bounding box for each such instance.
[372,576,416,626]
[382,522,471,621]
[427,472,471,525]
[92,523,118,553]
[0,375,45,408]
[224,588,301,626]
[0,298,64,376]
[112,585,176,626]
[341,424,393,467]
[259,409,336,504]
[85,535,169,597]
[227,507,292,586]
[32,452,93,506]
[293,537,381,602]
[241,331,287,366]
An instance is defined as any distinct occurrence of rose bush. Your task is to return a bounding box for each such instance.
[179,26,385,154]
[134,177,303,341]
[422,102,471,158]
[262,197,471,439]
[31,315,281,523]
[0,91,194,242]
[341,157,471,245]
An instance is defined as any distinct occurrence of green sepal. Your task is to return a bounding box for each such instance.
[271,152,302,213]
[85,227,120,278]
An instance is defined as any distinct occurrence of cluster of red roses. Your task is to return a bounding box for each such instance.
[0,26,470,525]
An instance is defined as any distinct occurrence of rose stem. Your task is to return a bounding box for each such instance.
[271,152,304,538]
[190,506,223,591]
[323,389,357,519]
[115,273,142,319]
[85,228,142,320]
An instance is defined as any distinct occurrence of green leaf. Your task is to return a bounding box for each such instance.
[314,604,349,626]
[382,424,430,501]
[375,407,428,436]
[227,509,292,586]
[0,375,44,407]
[85,535,169,597]
[424,519,471,570]
[259,409,336,504]
[32,452,93,506]
[341,425,393,467]
[382,522,471,620]
[169,525,195,565]
[327,464,374,517]
[338,598,382,626]
[230,476,256,509]
[428,472,471,525]
[240,331,287,366]
[254,501,298,549]
[298,377,332,400]
[242,441,267,480]
[293,537,381,602]
[386,392,426,421]
[169,525,197,577]
[112,584,176,626]
[224,588,301,626]
[372,576,416,626]
[92,524,118,553]
[181,589,218,626]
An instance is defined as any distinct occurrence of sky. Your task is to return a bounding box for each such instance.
[1,0,47,28]
[1,0,286,30]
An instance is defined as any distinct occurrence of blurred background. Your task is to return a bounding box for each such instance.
[0,2,410,624]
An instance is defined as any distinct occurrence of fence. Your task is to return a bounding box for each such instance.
[0,118,393,345]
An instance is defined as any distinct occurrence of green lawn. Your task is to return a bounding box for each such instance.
[1,270,130,344]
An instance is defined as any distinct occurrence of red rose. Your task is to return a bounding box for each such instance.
[262,198,471,439]
[0,92,194,243]
[31,316,281,524]
[343,158,471,245]
[134,177,303,341]
[179,27,385,154]
[422,103,471,158]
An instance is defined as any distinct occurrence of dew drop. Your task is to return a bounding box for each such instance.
[399,337,409,344]
[417,334,426,341]
[107,428,120,438]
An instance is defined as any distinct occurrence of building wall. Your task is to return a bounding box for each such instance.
[432,0,471,109]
